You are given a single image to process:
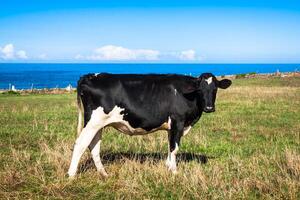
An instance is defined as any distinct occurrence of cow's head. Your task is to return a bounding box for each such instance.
[197,73,231,113]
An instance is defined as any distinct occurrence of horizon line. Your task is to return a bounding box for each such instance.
[0,62,300,65]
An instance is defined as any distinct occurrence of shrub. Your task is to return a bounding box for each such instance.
[236,73,247,79]
[1,90,21,95]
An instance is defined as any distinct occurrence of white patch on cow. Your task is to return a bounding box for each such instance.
[167,116,172,129]
[166,142,179,174]
[68,106,126,177]
[107,106,146,134]
[110,109,172,135]
[174,88,177,95]
[93,106,172,135]
[68,106,173,177]
[183,126,192,136]
[205,77,212,85]
[68,107,108,177]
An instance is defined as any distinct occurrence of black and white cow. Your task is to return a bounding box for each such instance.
[68,73,231,177]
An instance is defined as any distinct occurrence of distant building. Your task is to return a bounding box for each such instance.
[11,85,17,91]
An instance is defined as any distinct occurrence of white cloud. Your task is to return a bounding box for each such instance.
[37,54,47,59]
[16,50,28,59]
[80,45,160,61]
[75,54,84,60]
[1,44,15,59]
[0,44,28,60]
[179,49,196,61]
[75,45,204,62]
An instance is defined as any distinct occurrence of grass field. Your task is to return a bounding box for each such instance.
[0,77,299,199]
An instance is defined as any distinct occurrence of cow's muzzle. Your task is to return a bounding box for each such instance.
[203,106,215,113]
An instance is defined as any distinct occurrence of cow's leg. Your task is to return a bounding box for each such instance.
[166,120,184,174]
[88,130,108,177]
[68,107,106,177]
[68,124,102,177]
[166,134,173,170]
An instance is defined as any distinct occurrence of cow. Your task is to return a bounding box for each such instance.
[67,73,232,177]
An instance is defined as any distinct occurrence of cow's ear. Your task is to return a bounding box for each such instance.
[218,79,232,89]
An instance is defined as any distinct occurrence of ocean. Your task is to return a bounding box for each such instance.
[0,63,299,89]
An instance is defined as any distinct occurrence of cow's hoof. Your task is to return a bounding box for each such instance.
[67,174,76,180]
[168,166,177,174]
[100,169,108,177]
[166,164,177,174]
[67,171,76,179]
[166,160,178,174]
[165,159,171,168]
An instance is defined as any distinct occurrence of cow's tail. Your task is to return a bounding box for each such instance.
[76,80,84,137]
[77,94,84,137]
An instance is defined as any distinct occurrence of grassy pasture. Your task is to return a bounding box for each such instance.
[0,77,299,199]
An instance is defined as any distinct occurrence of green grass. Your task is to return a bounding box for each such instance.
[0,77,299,199]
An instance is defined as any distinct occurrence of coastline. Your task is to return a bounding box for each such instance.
[1,71,299,94]
[1,63,299,90]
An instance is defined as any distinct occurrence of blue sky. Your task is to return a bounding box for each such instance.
[0,0,300,63]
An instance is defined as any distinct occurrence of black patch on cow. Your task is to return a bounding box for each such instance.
[78,73,231,136]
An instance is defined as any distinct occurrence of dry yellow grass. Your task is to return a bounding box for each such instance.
[0,77,299,199]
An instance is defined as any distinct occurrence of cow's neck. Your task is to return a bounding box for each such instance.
[182,93,203,126]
